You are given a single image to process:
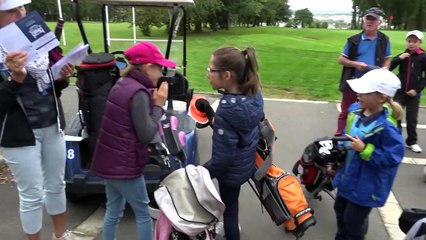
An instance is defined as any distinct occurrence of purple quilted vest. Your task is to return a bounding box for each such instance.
[91,70,154,179]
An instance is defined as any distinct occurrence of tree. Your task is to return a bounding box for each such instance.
[260,0,292,26]
[294,8,313,28]
[133,8,169,36]
[188,0,223,32]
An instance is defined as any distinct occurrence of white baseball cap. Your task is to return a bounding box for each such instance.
[406,30,424,41]
[347,69,401,97]
[0,0,31,11]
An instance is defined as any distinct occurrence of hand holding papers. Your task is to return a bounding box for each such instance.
[0,11,59,63]
[51,43,89,80]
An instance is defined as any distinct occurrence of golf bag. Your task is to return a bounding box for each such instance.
[75,52,120,166]
[292,136,348,200]
[154,165,225,240]
[399,208,426,234]
[249,119,316,239]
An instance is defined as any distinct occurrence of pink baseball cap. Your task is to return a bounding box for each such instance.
[124,41,176,68]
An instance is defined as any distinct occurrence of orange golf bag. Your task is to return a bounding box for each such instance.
[249,119,316,239]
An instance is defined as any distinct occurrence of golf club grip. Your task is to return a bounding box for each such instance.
[163,126,181,156]
[157,123,164,137]
[178,131,186,147]
[170,116,178,131]
[332,136,350,142]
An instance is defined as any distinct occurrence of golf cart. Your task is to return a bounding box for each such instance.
[64,0,198,201]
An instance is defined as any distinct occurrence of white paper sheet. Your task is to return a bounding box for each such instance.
[51,43,89,80]
[0,11,59,63]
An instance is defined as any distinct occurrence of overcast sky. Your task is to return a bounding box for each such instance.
[288,0,353,13]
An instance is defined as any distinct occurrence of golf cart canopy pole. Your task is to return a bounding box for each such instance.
[72,0,92,54]
[86,0,194,73]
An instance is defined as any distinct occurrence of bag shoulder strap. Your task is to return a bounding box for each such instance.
[254,118,276,181]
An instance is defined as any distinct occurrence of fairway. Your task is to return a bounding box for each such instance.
[48,22,415,102]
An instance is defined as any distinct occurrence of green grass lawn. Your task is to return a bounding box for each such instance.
[48,22,420,103]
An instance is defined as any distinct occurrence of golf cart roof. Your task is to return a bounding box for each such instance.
[94,0,195,6]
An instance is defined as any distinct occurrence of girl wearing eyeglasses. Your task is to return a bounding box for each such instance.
[204,47,264,240]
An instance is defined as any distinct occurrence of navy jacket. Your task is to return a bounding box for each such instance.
[204,91,264,187]
[390,48,426,94]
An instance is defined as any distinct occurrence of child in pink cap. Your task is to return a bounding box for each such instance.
[91,41,175,240]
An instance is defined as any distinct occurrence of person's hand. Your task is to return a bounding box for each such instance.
[58,63,74,80]
[5,51,28,83]
[345,134,366,152]
[153,81,168,107]
[326,166,336,176]
[407,89,417,97]
[399,53,410,60]
[355,61,368,71]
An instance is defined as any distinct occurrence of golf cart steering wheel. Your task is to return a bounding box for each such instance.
[111,50,127,69]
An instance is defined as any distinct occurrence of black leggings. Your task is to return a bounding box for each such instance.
[219,182,241,240]
[334,195,372,240]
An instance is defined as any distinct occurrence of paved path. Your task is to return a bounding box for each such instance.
[1,87,426,239]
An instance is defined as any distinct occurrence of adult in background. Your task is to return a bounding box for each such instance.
[0,0,74,239]
[335,7,391,136]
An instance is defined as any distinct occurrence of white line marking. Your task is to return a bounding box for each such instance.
[401,123,426,129]
[264,98,329,104]
[402,157,426,165]
[379,192,406,240]
[71,207,105,239]
[336,103,341,112]
[381,158,425,239]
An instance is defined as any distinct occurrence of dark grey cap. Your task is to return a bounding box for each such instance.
[363,7,384,19]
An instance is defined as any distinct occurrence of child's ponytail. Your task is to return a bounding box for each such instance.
[212,47,261,96]
[241,47,260,96]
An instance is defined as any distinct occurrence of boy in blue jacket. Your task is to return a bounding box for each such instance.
[332,69,405,240]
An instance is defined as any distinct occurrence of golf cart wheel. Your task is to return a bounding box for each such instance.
[66,192,89,203]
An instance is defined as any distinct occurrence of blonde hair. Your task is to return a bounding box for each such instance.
[387,99,403,121]
[120,64,139,77]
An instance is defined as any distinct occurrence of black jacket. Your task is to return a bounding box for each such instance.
[0,72,69,147]
[339,31,389,92]
[390,48,426,94]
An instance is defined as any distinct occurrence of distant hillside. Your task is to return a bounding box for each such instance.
[314,13,352,25]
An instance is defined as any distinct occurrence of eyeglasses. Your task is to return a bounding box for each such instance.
[207,67,222,74]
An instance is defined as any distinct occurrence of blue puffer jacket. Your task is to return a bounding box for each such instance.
[204,91,264,187]
[332,103,404,208]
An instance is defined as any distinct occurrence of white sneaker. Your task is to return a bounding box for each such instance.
[407,144,422,153]
[215,221,241,238]
[215,221,225,237]
[52,230,73,240]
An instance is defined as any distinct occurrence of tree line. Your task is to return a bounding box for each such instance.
[28,0,425,36]
[352,0,426,30]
